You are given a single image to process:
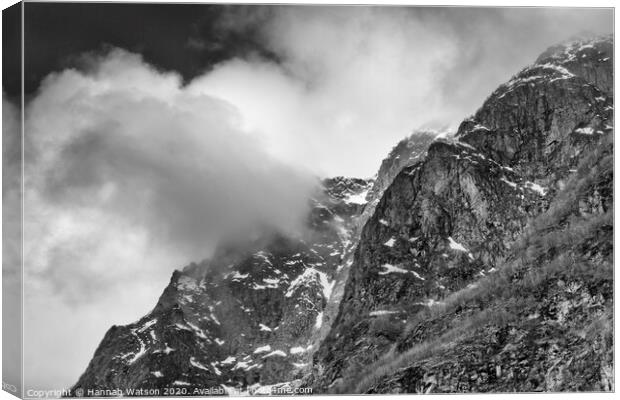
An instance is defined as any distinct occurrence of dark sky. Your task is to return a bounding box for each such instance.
[5,2,272,97]
[4,2,613,101]
[2,2,21,99]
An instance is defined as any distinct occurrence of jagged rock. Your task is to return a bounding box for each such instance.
[536,34,613,95]
[310,34,613,393]
[71,178,372,393]
[72,34,613,395]
[363,130,439,215]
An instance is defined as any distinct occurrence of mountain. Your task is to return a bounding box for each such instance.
[309,34,613,393]
[361,130,440,226]
[72,34,613,395]
[71,175,370,394]
[72,129,440,394]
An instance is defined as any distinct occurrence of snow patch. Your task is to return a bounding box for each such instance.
[293,362,308,368]
[378,263,409,275]
[210,312,221,325]
[158,344,175,355]
[210,363,222,376]
[185,321,207,339]
[175,323,191,331]
[524,181,547,196]
[539,63,575,78]
[500,177,518,188]
[254,345,272,354]
[369,310,400,316]
[262,350,287,358]
[575,127,594,135]
[233,361,253,371]
[315,312,324,329]
[472,124,491,131]
[231,272,249,280]
[448,237,469,252]
[344,189,369,205]
[410,270,426,281]
[126,328,148,365]
[378,263,425,280]
[383,238,396,247]
[137,319,157,333]
[221,356,236,365]
[286,268,334,300]
[289,347,307,355]
[190,357,210,371]
[262,278,280,287]
[415,299,444,307]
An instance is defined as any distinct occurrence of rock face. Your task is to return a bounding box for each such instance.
[73,35,613,395]
[536,34,613,95]
[309,34,613,393]
[360,131,439,228]
[358,134,613,393]
[72,129,438,395]
[71,177,373,394]
[365,131,439,209]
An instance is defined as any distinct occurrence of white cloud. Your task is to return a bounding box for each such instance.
[20,49,315,389]
[191,6,612,177]
[191,8,461,177]
[2,96,23,391]
[13,6,612,390]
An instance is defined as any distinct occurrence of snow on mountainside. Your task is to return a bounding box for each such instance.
[535,34,613,94]
[309,34,613,394]
[361,130,439,227]
[72,34,613,395]
[72,176,381,393]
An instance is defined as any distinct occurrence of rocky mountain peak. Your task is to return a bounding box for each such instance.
[72,34,613,396]
[309,34,613,393]
[321,176,373,205]
[71,173,373,395]
[535,34,612,93]
[455,35,612,184]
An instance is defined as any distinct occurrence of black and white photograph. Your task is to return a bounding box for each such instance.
[1,1,616,397]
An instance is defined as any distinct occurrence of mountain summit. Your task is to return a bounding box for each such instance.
[72,34,613,394]
[310,34,613,394]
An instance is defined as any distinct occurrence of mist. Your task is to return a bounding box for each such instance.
[20,49,317,389]
[190,6,612,177]
[10,5,612,390]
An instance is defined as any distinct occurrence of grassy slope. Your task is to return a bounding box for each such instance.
[340,133,613,393]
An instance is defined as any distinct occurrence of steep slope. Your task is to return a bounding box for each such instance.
[358,132,613,393]
[72,124,440,395]
[360,130,440,227]
[72,177,372,394]
[309,34,613,393]
[72,34,612,395]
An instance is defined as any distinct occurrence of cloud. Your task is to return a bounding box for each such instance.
[25,49,316,276]
[190,7,460,178]
[15,6,612,389]
[2,96,23,391]
[20,49,316,388]
[188,6,612,177]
